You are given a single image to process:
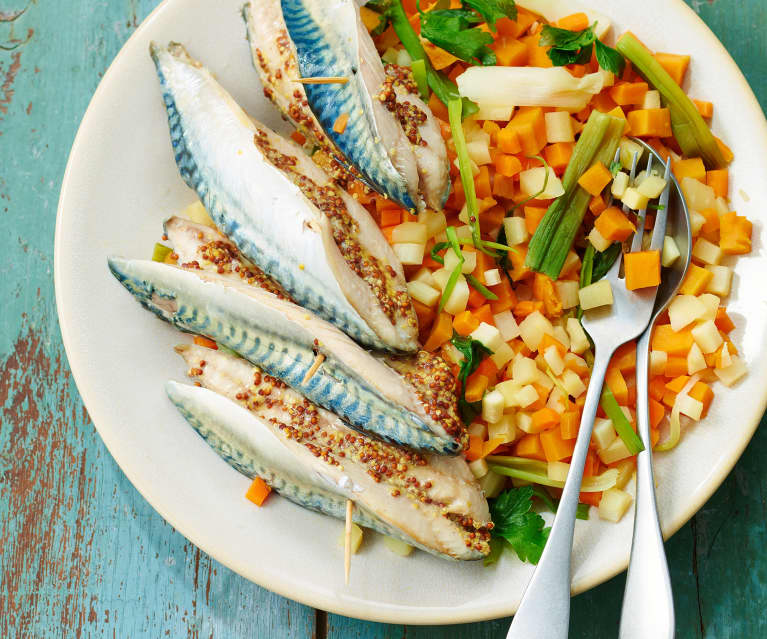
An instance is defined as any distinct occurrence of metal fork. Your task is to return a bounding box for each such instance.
[507,153,673,639]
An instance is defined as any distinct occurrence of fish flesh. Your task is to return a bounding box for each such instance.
[108,257,466,454]
[169,344,491,560]
[245,0,449,210]
[151,42,418,352]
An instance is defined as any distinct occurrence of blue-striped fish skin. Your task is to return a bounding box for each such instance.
[150,42,418,352]
[108,257,463,455]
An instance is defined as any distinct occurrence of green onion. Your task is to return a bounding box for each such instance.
[616,33,726,169]
[430,241,449,265]
[526,111,624,279]
[477,240,516,253]
[446,225,463,259]
[152,243,172,263]
[466,274,498,300]
[438,261,464,312]
[410,58,430,100]
[600,386,645,454]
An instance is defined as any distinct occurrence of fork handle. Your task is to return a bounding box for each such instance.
[507,347,614,639]
[619,328,674,639]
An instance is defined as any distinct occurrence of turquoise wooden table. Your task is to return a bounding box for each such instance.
[1,1,765,636]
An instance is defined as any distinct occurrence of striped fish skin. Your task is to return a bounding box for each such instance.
[108,257,463,454]
[172,345,491,560]
[150,42,417,352]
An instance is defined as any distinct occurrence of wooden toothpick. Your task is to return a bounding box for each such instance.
[344,499,353,586]
[297,76,349,85]
[301,353,325,385]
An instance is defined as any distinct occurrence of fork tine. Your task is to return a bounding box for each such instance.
[649,157,673,251]
[630,154,655,252]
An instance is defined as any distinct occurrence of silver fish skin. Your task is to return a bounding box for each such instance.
[151,42,417,352]
[172,344,491,560]
[108,257,465,454]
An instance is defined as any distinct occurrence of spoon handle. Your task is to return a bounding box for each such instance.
[619,328,674,639]
[507,348,613,639]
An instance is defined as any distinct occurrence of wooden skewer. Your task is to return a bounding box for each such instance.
[344,499,353,586]
[301,353,326,385]
[296,76,349,85]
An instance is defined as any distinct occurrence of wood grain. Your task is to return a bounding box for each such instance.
[0,1,764,637]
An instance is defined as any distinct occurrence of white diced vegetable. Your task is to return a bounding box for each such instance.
[515,385,540,409]
[692,320,723,354]
[518,311,554,351]
[561,251,581,276]
[593,418,616,450]
[478,469,507,498]
[466,139,492,166]
[503,216,529,246]
[681,177,716,211]
[543,345,565,376]
[547,461,570,483]
[512,356,539,385]
[599,488,633,522]
[442,342,466,365]
[637,175,668,199]
[393,242,425,265]
[490,342,515,369]
[484,268,502,286]
[520,166,565,199]
[598,437,633,464]
[445,249,477,274]
[468,422,488,439]
[454,156,480,176]
[555,280,579,310]
[579,279,614,310]
[396,48,412,66]
[470,322,505,352]
[650,350,668,376]
[536,367,555,391]
[384,536,414,557]
[561,369,586,398]
[338,523,363,553]
[619,138,644,170]
[443,275,470,314]
[494,310,521,341]
[642,89,661,109]
[544,111,574,143]
[719,343,732,369]
[417,209,447,238]
[714,356,747,386]
[406,281,440,307]
[455,225,474,240]
[611,171,629,199]
[410,266,437,288]
[621,187,650,211]
[705,265,733,296]
[183,201,216,228]
[690,210,706,236]
[495,380,520,407]
[687,342,707,375]
[392,222,428,244]
[662,236,681,267]
[678,394,704,421]
[714,196,730,216]
[566,318,590,355]
[516,411,534,433]
[469,458,489,479]
[587,227,612,252]
[552,326,570,351]
[475,104,515,121]
[698,293,720,319]
[488,414,517,444]
[668,295,706,331]
[692,238,722,265]
[431,267,452,291]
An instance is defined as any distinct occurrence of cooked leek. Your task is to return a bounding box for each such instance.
[527,110,624,278]
[487,457,619,492]
[601,386,645,455]
[151,243,172,263]
[616,33,727,169]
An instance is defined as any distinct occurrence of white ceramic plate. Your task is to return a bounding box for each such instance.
[55,0,767,624]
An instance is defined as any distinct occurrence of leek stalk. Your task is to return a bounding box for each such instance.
[488,461,619,492]
[601,386,645,454]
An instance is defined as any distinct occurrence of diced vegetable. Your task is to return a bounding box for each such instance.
[594,206,636,242]
[469,458,490,479]
[245,477,272,506]
[518,311,554,351]
[554,280,579,310]
[637,175,668,199]
[519,166,565,199]
[598,488,633,522]
[714,356,747,387]
[407,280,441,307]
[624,250,661,290]
[621,187,650,211]
[393,242,426,265]
[338,523,363,554]
[443,274,471,314]
[579,280,614,310]
[392,221,428,244]
[719,212,752,255]
[592,417,616,450]
[691,320,724,354]
[503,216,529,246]
[668,295,706,331]
[544,111,575,143]
[662,236,681,267]
[587,227,612,252]
[611,171,629,198]
[383,535,413,557]
[578,162,613,197]
[705,265,733,296]
[566,317,590,354]
[470,322,504,352]
[483,390,506,424]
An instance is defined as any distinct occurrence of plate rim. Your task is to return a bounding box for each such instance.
[54,0,767,624]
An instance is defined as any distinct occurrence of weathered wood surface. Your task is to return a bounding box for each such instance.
[0,1,764,637]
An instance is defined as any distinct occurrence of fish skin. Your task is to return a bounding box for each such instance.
[171,344,490,560]
[150,42,418,352]
[108,257,463,454]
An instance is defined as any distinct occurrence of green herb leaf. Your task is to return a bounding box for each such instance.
[420,9,496,65]
[458,397,483,423]
[490,486,550,564]
[483,537,506,566]
[430,241,450,265]
[451,334,492,384]
[595,39,626,76]
[592,243,622,281]
[539,24,596,50]
[609,160,623,176]
[462,0,517,30]
[540,23,625,75]
[446,225,463,260]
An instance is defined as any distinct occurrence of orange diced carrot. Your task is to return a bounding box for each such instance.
[489,276,518,314]
[498,125,522,154]
[649,399,665,429]
[428,92,449,121]
[464,374,489,403]
[589,194,607,215]
[379,208,401,227]
[594,206,636,241]
[649,376,667,401]
[654,53,690,85]
[672,158,706,182]
[506,107,547,155]
[693,99,714,118]
[539,333,567,357]
[579,491,603,507]
[524,205,548,234]
[679,263,714,295]
[495,153,523,177]
[626,108,672,137]
[423,312,453,352]
[664,356,688,378]
[578,161,613,197]
[624,250,661,290]
[719,211,752,255]
[473,303,495,326]
[556,12,589,31]
[522,32,554,68]
[492,36,528,67]
[532,407,561,432]
[513,433,547,461]
[532,272,562,318]
[541,426,575,462]
[475,166,492,199]
[544,142,574,174]
[560,410,580,440]
[606,367,629,405]
[193,336,218,350]
[651,325,694,355]
[493,174,517,199]
[245,477,272,506]
[689,381,714,419]
[609,81,649,106]
[715,307,736,333]
[452,310,479,337]
[482,437,507,459]
[465,434,485,462]
[706,169,729,199]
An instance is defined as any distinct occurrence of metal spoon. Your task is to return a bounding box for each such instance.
[619,138,692,639]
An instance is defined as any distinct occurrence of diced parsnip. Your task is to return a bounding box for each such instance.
[518,311,554,351]
[677,394,704,421]
[621,187,650,211]
[484,269,502,286]
[519,167,565,199]
[535,368,555,391]
[687,342,707,375]
[543,345,565,376]
[614,458,636,489]
[719,343,732,369]
[478,469,507,498]
[515,385,540,409]
[698,293,720,319]
[512,356,539,385]
[587,227,612,252]
[503,216,529,246]
[445,249,477,274]
[184,201,216,227]
[442,342,466,365]
[392,222,428,244]
[714,196,730,216]
[662,236,681,267]
[668,294,706,331]
[689,210,706,236]
[470,322,504,352]
[642,89,661,110]
[579,280,614,310]
[681,177,716,211]
[454,156,480,176]
[515,411,534,433]
[705,265,733,296]
[692,320,723,354]
[466,139,492,166]
[714,356,747,386]
[598,436,633,464]
[488,414,517,444]
[619,138,644,170]
[561,369,587,397]
[476,104,515,121]
[410,267,437,288]
[547,461,570,482]
[566,317,590,355]
[490,342,515,368]
[552,326,571,351]
[561,251,581,276]
[611,171,629,198]
[555,280,580,310]
[431,267,452,291]
[337,523,363,553]
[455,225,474,240]
[468,422,488,439]
[393,242,425,265]
[544,111,574,143]
[406,281,440,307]
[599,488,633,522]
[546,387,566,413]
[692,238,723,265]
[443,275,470,314]
[593,418,617,450]
[649,350,668,376]
[494,310,521,340]
[384,536,414,557]
[637,175,668,199]
[495,380,520,407]
[469,458,490,479]
[417,209,447,238]
[564,352,588,373]
[396,48,412,66]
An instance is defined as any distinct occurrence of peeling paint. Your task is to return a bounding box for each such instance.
[0,51,22,117]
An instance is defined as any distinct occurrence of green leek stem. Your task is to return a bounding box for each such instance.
[601,386,645,454]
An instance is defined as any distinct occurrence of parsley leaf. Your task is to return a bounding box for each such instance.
[463,0,517,30]
[420,9,496,65]
[539,24,595,50]
[452,334,492,384]
[539,22,625,75]
[595,39,626,75]
[609,160,623,176]
[490,486,551,564]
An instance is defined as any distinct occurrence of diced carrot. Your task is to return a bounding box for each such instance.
[556,12,589,30]
[594,206,636,242]
[611,342,637,373]
[591,90,616,114]
[423,40,459,70]
[453,310,479,336]
[609,81,649,106]
[651,324,694,355]
[506,107,547,155]
[483,120,501,144]
[193,335,218,350]
[482,437,508,459]
[513,300,544,319]
[679,263,714,295]
[532,272,562,318]
[624,250,661,290]
[473,303,495,326]
[428,91,449,121]
[715,136,734,163]
[379,208,401,227]
[626,108,672,138]
[719,211,752,255]
[465,434,485,462]
[489,276,518,314]
[464,374,489,403]
[333,112,349,134]
[522,32,553,68]
[290,130,307,146]
[689,381,714,419]
[539,333,567,357]
[541,427,575,462]
[649,398,665,429]
[447,175,466,210]
[589,194,607,215]
[498,124,522,154]
[423,311,453,352]
[649,376,667,401]
[579,491,603,507]
[480,205,506,234]
[492,36,528,66]
[664,356,688,378]
[654,53,690,86]
[507,246,531,281]
[544,141,574,174]
[495,153,523,178]
[513,433,547,461]
[245,477,272,506]
[560,411,580,440]
[606,367,629,405]
[583,450,598,478]
[524,205,548,234]
[673,158,706,182]
[532,407,561,432]
[493,174,517,199]
[715,307,736,333]
[412,300,435,342]
[706,169,729,199]
[699,207,720,241]
[467,287,487,310]
[380,226,395,243]
[665,375,691,393]
[578,162,613,197]
[693,99,714,118]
